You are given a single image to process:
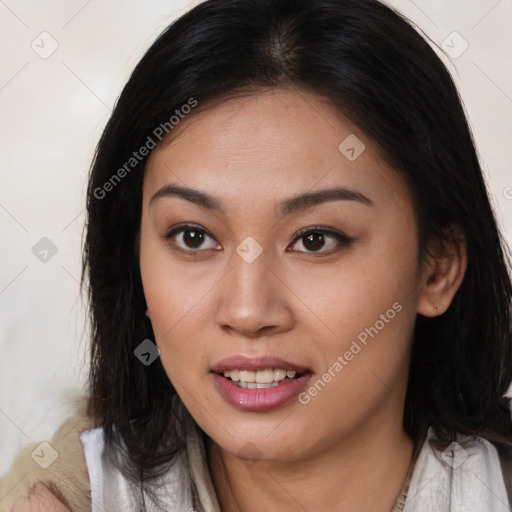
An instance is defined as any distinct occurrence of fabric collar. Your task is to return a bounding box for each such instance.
[80,421,510,511]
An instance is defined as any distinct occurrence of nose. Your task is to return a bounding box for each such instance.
[214,247,295,339]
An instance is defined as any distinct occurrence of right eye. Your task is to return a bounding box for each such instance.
[164,223,222,252]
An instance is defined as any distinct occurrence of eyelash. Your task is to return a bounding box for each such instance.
[164,223,353,256]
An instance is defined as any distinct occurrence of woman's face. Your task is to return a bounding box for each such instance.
[140,87,426,461]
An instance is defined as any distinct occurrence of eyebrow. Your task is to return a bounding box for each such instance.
[149,183,374,216]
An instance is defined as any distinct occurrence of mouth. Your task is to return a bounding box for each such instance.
[210,355,312,411]
[218,368,306,389]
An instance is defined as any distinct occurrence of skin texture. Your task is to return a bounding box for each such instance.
[137,86,467,512]
[12,483,70,512]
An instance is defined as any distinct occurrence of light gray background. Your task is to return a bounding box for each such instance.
[1,0,511,475]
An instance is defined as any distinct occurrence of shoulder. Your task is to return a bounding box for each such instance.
[0,400,94,512]
[497,443,512,506]
[11,483,70,512]
[461,434,512,507]
[410,429,512,509]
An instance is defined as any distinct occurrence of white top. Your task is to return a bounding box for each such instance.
[80,423,510,512]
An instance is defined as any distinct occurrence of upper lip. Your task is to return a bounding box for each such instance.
[211,355,310,374]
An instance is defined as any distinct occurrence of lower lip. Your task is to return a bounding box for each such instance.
[211,372,312,412]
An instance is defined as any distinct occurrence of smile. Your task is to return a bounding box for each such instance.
[221,368,301,388]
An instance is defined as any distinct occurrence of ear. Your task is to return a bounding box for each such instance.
[417,224,467,317]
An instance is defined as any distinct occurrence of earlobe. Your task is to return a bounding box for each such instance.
[417,225,467,317]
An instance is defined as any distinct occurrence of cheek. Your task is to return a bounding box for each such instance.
[140,225,206,326]
[288,225,419,341]
[139,229,216,383]
[287,276,416,458]
[287,225,419,402]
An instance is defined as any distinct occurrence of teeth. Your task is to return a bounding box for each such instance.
[237,381,282,389]
[255,369,274,383]
[239,370,256,382]
[221,368,300,383]
[273,369,287,381]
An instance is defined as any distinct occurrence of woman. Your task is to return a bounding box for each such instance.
[1,0,511,510]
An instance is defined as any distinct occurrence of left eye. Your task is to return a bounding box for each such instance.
[288,228,351,254]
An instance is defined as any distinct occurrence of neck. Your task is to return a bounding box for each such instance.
[207,412,414,512]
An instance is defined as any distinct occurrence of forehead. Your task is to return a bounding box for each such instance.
[143,87,411,213]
